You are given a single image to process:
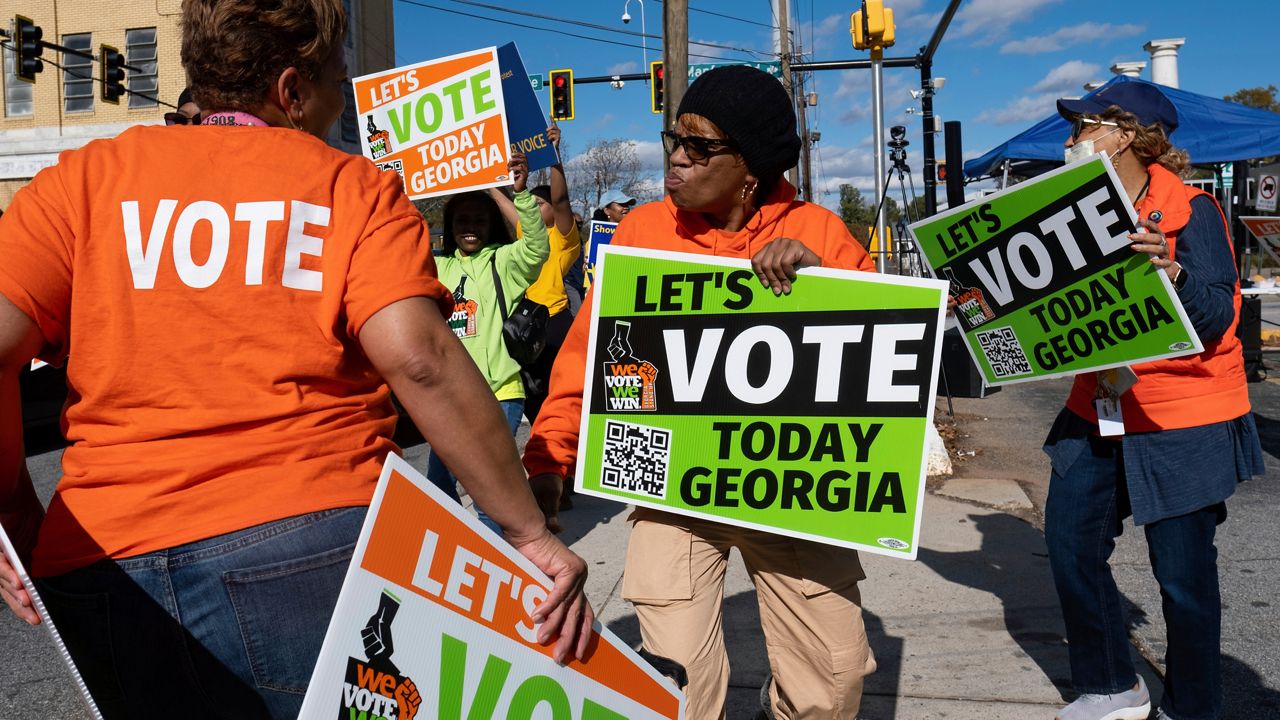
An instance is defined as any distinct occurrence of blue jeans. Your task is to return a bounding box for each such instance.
[35,507,365,720]
[1044,435,1224,720]
[426,398,523,536]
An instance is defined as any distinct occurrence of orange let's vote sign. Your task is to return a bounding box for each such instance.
[352,47,513,200]
[298,454,684,719]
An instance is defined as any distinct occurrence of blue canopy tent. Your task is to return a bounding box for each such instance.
[964,75,1280,181]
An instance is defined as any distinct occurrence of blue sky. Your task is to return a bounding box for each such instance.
[390,0,1278,211]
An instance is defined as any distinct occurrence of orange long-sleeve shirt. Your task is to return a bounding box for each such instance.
[523,180,873,479]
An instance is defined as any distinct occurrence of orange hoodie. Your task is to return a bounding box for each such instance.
[523,180,874,478]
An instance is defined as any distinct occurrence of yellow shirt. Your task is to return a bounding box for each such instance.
[523,221,580,316]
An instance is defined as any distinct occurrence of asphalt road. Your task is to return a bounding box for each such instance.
[4,358,1278,717]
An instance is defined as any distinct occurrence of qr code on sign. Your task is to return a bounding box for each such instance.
[976,326,1033,378]
[601,420,672,500]
[376,159,404,177]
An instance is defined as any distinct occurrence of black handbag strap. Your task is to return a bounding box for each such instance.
[489,253,509,324]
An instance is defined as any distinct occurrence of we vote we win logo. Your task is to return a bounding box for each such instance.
[449,277,478,339]
[602,320,658,412]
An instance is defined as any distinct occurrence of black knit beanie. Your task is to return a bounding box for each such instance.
[675,65,800,180]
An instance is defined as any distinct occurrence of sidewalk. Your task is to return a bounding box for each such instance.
[525,477,1162,719]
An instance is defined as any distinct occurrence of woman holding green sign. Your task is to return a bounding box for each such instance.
[1045,82,1263,720]
[524,66,877,719]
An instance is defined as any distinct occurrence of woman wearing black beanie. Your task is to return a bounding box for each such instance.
[524,65,878,719]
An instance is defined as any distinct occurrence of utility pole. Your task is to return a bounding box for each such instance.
[796,72,814,201]
[662,0,688,138]
[776,0,798,188]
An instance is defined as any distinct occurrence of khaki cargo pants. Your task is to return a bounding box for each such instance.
[622,508,876,719]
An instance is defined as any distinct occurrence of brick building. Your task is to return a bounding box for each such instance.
[0,0,395,209]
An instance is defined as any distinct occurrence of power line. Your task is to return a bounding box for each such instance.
[0,40,174,108]
[395,0,760,63]
[439,0,771,57]
[651,0,780,30]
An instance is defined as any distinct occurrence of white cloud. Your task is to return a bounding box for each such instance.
[833,69,870,99]
[974,93,1058,125]
[1000,22,1144,54]
[974,61,1100,126]
[1030,60,1101,95]
[607,61,640,76]
[951,0,1062,44]
[633,139,665,174]
[815,13,845,37]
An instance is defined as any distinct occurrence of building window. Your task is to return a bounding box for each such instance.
[62,33,93,113]
[3,36,34,117]
[126,27,158,108]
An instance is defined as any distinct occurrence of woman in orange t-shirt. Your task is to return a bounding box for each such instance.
[0,0,591,716]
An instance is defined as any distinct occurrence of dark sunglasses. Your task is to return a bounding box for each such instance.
[164,111,200,126]
[1069,116,1118,141]
[660,130,736,162]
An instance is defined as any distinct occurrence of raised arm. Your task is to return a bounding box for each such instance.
[487,187,521,234]
[359,296,593,661]
[499,154,551,286]
[545,124,575,236]
[0,296,48,626]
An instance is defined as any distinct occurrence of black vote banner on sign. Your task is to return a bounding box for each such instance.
[589,308,938,419]
[939,173,1134,320]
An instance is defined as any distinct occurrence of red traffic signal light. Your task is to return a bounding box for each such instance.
[100,44,125,104]
[549,68,574,121]
[649,60,664,114]
[15,15,44,83]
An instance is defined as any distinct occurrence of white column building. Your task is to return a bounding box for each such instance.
[1143,38,1186,88]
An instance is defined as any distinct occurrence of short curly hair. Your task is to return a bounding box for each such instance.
[181,0,347,111]
[1083,106,1191,176]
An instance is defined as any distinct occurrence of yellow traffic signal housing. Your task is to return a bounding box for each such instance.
[850,10,866,50]
[850,3,896,52]
[649,60,665,114]
[864,0,886,36]
[549,68,574,121]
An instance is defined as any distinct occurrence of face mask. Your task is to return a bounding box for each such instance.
[1064,128,1120,164]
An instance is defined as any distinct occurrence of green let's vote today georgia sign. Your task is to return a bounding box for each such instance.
[576,245,948,559]
[907,154,1201,386]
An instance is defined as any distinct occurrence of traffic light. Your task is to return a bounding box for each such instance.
[850,1,895,53]
[850,9,866,50]
[100,44,125,104]
[549,69,574,121]
[649,60,664,114]
[15,15,44,83]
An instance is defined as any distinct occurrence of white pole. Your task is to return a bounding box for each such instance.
[639,0,648,71]
[872,59,886,273]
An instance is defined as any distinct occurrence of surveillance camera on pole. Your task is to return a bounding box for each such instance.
[621,10,631,23]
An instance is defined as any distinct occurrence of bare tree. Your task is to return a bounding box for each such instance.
[565,137,643,216]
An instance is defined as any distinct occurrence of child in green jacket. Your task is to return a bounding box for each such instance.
[428,153,549,531]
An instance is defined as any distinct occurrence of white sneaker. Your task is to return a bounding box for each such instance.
[1056,676,1152,720]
